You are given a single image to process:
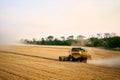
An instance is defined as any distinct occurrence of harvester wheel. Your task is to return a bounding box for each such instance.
[69,57,73,61]
[77,58,81,62]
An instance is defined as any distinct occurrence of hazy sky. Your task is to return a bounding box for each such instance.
[0,0,120,43]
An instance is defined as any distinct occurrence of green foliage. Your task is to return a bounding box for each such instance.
[22,35,120,48]
[86,36,120,48]
[47,36,54,41]
[23,35,75,46]
[87,37,103,47]
[106,37,120,48]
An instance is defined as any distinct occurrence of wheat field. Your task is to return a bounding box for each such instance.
[0,45,120,80]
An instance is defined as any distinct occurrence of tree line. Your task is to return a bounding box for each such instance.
[87,36,120,48]
[21,33,120,49]
[22,35,75,46]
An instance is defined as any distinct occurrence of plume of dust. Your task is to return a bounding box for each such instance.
[0,31,23,46]
[88,57,120,68]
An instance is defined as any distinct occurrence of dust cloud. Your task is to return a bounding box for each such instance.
[0,29,22,46]
[0,36,19,46]
[0,37,23,46]
[88,57,120,68]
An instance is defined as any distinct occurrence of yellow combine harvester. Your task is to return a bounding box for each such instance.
[59,47,90,62]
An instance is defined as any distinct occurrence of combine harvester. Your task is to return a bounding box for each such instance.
[59,47,91,62]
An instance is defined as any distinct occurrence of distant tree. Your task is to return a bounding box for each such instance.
[110,33,116,37]
[32,38,36,44]
[87,37,103,47]
[104,33,111,38]
[41,38,45,44]
[23,39,28,44]
[76,35,86,46]
[97,33,102,39]
[47,36,54,41]
[61,36,65,41]
[23,39,32,44]
[67,35,74,40]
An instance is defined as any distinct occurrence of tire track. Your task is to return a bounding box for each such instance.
[0,59,70,78]
[0,61,63,80]
[0,53,69,80]
[0,62,46,80]
[0,50,58,61]
[0,69,28,80]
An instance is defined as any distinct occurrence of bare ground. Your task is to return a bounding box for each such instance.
[0,45,120,80]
